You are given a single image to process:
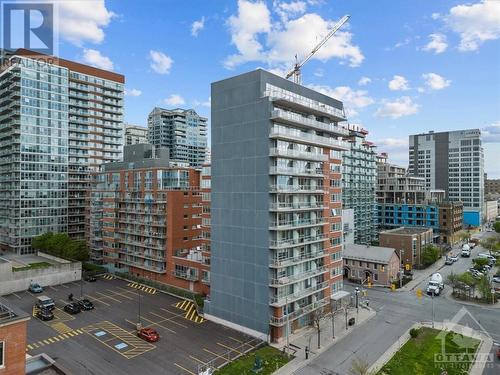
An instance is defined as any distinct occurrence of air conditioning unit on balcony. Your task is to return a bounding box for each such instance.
[278,277,289,285]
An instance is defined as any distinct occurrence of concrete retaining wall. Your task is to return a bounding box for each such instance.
[0,253,81,295]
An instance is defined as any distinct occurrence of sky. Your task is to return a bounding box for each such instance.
[49,0,500,177]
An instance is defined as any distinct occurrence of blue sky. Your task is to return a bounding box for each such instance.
[52,0,499,176]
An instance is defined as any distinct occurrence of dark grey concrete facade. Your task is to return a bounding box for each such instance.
[208,69,346,339]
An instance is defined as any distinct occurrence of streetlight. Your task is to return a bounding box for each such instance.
[431,289,435,329]
[137,288,142,331]
[354,287,360,315]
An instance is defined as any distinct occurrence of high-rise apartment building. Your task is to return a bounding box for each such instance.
[207,69,347,342]
[124,124,148,145]
[89,144,209,294]
[342,125,377,244]
[409,129,484,227]
[0,49,124,255]
[148,107,207,168]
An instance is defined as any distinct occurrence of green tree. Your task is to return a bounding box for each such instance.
[473,258,489,270]
[421,245,440,267]
[477,275,494,303]
[456,230,470,243]
[31,232,53,251]
[481,237,498,255]
[494,221,500,234]
[447,272,460,294]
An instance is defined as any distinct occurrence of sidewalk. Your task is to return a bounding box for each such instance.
[400,257,446,292]
[272,306,376,375]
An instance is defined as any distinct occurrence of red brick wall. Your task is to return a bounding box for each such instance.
[0,320,27,375]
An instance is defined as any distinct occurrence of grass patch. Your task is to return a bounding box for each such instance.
[215,345,291,375]
[378,327,480,375]
[82,262,106,274]
[12,262,51,272]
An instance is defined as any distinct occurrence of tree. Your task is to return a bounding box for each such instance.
[421,245,440,267]
[477,275,493,303]
[472,258,489,270]
[31,232,89,261]
[446,273,460,294]
[310,308,328,350]
[456,230,470,243]
[481,237,498,255]
[456,272,477,299]
[494,221,500,234]
[348,358,373,375]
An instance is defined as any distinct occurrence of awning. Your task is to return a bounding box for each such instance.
[331,290,350,301]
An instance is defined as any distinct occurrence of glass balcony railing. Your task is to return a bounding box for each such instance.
[269,297,330,326]
[269,217,325,230]
[269,265,327,286]
[269,249,325,267]
[269,233,326,248]
[269,124,348,150]
[269,166,323,177]
[271,109,349,136]
[270,147,327,161]
[270,281,329,306]
[270,184,326,193]
[269,202,325,211]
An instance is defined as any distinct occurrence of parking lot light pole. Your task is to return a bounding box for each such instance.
[355,287,360,315]
[431,289,435,329]
[137,288,142,330]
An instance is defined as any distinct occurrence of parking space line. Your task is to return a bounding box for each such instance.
[106,289,134,300]
[228,336,255,348]
[174,363,196,375]
[12,292,21,299]
[49,286,58,291]
[203,348,226,360]
[148,311,188,328]
[217,342,243,355]
[189,355,208,365]
[59,284,69,289]
[95,291,121,303]
[139,316,177,334]
[85,294,111,306]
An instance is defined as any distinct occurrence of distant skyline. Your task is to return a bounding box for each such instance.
[51,0,500,177]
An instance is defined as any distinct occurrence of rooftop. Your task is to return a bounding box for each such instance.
[380,227,432,235]
[0,299,29,325]
[343,244,398,264]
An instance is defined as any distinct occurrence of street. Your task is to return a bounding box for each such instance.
[296,229,500,375]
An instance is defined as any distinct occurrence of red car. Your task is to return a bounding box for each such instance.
[496,347,500,360]
[138,328,159,342]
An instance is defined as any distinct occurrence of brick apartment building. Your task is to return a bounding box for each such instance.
[438,201,463,244]
[0,301,29,375]
[378,227,433,269]
[89,144,210,295]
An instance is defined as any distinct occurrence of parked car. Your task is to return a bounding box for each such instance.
[137,328,159,342]
[35,307,54,321]
[84,275,97,282]
[449,255,459,262]
[492,276,500,283]
[445,257,454,265]
[77,299,94,311]
[64,302,81,315]
[29,283,43,293]
[461,245,471,257]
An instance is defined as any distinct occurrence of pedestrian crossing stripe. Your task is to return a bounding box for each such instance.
[26,328,84,352]
[102,274,116,280]
[126,282,157,295]
[174,300,205,323]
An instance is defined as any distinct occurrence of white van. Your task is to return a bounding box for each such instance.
[36,295,55,310]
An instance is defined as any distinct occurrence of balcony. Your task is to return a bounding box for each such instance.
[269,217,325,230]
[270,234,326,249]
[269,166,323,177]
[270,184,326,193]
[270,281,329,306]
[269,124,349,150]
[269,202,325,212]
[269,265,328,286]
[174,269,199,281]
[270,148,327,162]
[269,249,325,267]
[269,108,348,135]
[269,297,330,326]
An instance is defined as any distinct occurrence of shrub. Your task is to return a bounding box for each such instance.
[409,328,420,339]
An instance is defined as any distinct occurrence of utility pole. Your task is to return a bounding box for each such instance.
[331,303,335,339]
[80,276,83,298]
[431,289,435,329]
[355,287,360,315]
[399,249,403,289]
[344,306,348,330]
[285,296,289,352]
[137,288,142,331]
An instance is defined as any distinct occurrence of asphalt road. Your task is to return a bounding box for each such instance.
[296,230,500,375]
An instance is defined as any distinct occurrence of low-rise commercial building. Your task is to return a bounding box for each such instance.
[343,244,400,287]
[378,227,433,269]
[89,144,210,295]
[0,301,29,375]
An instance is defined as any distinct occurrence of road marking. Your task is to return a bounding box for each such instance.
[160,307,186,318]
[36,341,45,347]
[189,355,208,365]
[140,316,176,334]
[52,336,60,342]
[27,344,34,350]
[12,292,21,299]
[106,289,134,300]
[95,291,121,303]
[47,338,55,344]
[59,284,69,289]
[203,348,226,360]
[174,363,196,375]
[217,342,243,355]
[43,340,51,345]
[85,294,111,306]
[148,311,188,328]
[49,286,58,291]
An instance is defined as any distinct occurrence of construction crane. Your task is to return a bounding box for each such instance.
[285,14,350,84]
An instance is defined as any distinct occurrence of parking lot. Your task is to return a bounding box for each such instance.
[2,276,262,375]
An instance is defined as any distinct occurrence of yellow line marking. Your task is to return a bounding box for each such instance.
[43,340,51,345]
[189,355,208,365]
[95,291,121,303]
[27,344,33,350]
[47,338,55,343]
[140,316,176,334]
[174,363,196,375]
[76,329,83,334]
[85,294,111,306]
[106,289,134,300]
[61,334,69,339]
[160,307,186,318]
[203,348,226,360]
[217,342,243,355]
[52,336,60,342]
[148,311,188,328]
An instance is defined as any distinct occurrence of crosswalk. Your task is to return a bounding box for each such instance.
[102,274,116,280]
[175,300,205,323]
[127,282,157,295]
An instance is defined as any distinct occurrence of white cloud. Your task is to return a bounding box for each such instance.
[163,94,185,106]
[482,121,500,143]
[191,16,205,37]
[374,137,409,167]
[149,50,173,74]
[422,73,451,90]
[417,87,425,93]
[375,96,420,119]
[388,75,410,91]
[313,68,324,77]
[125,88,142,97]
[358,76,371,86]
[274,1,307,21]
[444,0,500,51]
[225,1,363,70]
[58,0,115,45]
[431,12,440,20]
[308,84,374,117]
[422,33,448,54]
[194,96,211,108]
[81,49,113,70]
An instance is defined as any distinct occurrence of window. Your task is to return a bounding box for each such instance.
[374,274,378,281]
[0,341,3,367]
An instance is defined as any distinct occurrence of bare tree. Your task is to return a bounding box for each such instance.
[348,357,373,375]
[311,307,328,350]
